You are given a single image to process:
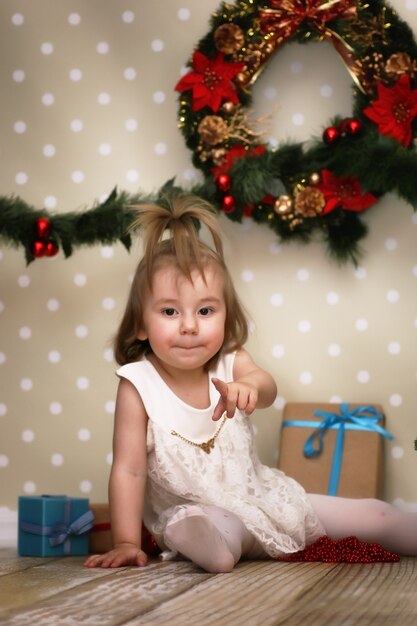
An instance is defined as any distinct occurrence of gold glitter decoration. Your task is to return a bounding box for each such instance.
[274,195,293,215]
[214,23,245,54]
[198,115,229,145]
[294,186,325,217]
[385,52,417,78]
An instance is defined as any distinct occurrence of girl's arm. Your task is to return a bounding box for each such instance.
[212,348,277,421]
[84,377,148,568]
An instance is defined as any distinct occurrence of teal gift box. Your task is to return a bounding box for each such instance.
[18,495,94,556]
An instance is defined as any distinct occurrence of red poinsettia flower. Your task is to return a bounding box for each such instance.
[316,169,378,215]
[211,144,266,177]
[175,51,244,112]
[363,74,417,147]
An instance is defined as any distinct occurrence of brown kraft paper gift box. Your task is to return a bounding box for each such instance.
[277,403,390,499]
[89,503,112,554]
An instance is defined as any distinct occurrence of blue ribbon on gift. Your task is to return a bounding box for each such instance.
[20,503,94,555]
[282,403,394,496]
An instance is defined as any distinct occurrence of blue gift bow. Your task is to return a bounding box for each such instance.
[20,507,94,554]
[282,403,393,496]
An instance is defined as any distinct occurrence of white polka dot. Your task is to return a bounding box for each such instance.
[154,142,167,155]
[98,92,111,105]
[69,68,82,81]
[68,13,81,25]
[0,353,6,365]
[326,291,339,305]
[0,404,7,417]
[292,113,305,126]
[387,342,401,355]
[264,86,278,101]
[272,345,285,358]
[385,238,397,251]
[153,91,166,104]
[182,169,196,182]
[126,169,139,182]
[70,119,83,132]
[391,446,404,459]
[98,143,112,156]
[357,370,370,383]
[124,67,137,80]
[103,348,114,362]
[48,350,61,363]
[269,242,282,255]
[329,395,342,403]
[76,377,90,390]
[178,8,191,20]
[75,325,89,338]
[51,453,64,466]
[300,372,313,385]
[0,302,4,314]
[78,428,91,442]
[296,268,310,281]
[96,41,109,54]
[122,10,135,23]
[298,320,311,333]
[270,293,284,307]
[14,121,27,134]
[320,85,333,97]
[354,266,367,279]
[13,70,25,82]
[43,144,56,157]
[22,430,34,443]
[386,289,399,303]
[241,270,254,282]
[12,13,24,26]
[290,61,303,74]
[0,456,10,469]
[355,318,368,331]
[20,378,33,391]
[47,298,60,312]
[23,481,36,494]
[268,137,279,149]
[49,402,62,415]
[151,39,164,52]
[102,297,115,311]
[41,42,54,55]
[273,396,286,410]
[389,394,402,407]
[71,170,85,184]
[80,480,93,494]
[106,453,113,465]
[105,401,115,414]
[16,172,28,185]
[44,196,57,209]
[125,118,138,132]
[18,275,30,287]
[100,246,114,259]
[74,273,87,287]
[406,0,417,10]
[328,343,341,357]
[19,327,32,340]
[41,93,55,106]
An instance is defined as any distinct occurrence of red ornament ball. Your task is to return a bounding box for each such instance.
[45,241,59,257]
[221,194,236,212]
[323,126,340,145]
[216,173,231,192]
[340,117,362,136]
[36,217,52,239]
[31,240,46,258]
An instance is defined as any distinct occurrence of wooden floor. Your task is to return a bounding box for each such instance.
[0,548,416,625]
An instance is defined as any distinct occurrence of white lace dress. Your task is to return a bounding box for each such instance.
[117,352,324,557]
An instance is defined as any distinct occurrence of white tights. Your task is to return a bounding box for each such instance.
[163,497,417,573]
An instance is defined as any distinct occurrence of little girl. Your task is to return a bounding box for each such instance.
[85,194,417,573]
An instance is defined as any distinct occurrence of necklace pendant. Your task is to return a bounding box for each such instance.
[201,438,215,454]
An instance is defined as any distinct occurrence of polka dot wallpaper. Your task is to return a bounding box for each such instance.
[1,0,417,531]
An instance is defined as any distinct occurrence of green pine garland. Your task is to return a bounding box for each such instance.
[1,0,417,264]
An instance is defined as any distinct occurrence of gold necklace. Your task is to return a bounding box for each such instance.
[171,414,227,454]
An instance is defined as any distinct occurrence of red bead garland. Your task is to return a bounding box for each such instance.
[277,535,400,563]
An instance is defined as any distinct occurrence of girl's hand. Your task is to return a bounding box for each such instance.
[84,543,148,568]
[211,377,258,421]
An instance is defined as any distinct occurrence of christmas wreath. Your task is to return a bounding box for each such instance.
[1,0,417,264]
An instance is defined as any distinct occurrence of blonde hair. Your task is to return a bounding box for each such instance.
[114,194,248,367]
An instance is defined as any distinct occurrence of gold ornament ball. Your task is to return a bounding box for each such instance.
[274,195,293,215]
[309,172,320,185]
